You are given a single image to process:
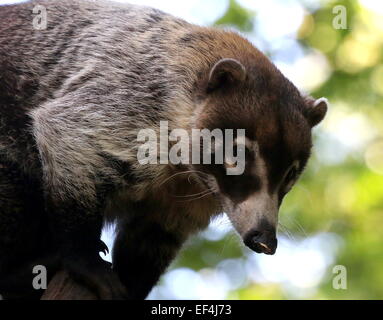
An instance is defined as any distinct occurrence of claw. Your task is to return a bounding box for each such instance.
[98,240,109,256]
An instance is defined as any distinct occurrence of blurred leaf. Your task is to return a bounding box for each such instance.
[214,0,255,32]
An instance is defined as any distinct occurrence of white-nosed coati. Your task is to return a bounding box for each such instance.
[0,0,327,299]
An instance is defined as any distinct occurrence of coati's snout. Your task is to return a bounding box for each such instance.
[221,189,279,255]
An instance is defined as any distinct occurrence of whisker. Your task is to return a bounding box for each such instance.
[158,170,209,187]
[278,222,296,241]
[171,188,216,198]
[283,215,307,238]
[175,191,215,202]
[218,230,237,257]
[292,219,308,238]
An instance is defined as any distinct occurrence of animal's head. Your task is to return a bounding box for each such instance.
[191,57,327,255]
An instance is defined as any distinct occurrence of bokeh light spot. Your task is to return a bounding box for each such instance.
[365,141,383,175]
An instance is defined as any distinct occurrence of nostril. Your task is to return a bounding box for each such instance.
[244,230,263,248]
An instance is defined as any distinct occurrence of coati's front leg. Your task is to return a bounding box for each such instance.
[50,200,127,300]
[31,96,127,299]
[112,214,186,299]
[41,177,128,300]
[0,160,56,299]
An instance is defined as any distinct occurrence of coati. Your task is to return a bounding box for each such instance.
[0,0,328,299]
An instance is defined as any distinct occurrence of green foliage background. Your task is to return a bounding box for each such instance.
[156,0,383,300]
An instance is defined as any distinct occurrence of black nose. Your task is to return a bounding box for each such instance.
[244,229,277,255]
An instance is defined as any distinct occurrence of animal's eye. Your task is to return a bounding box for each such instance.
[285,166,297,184]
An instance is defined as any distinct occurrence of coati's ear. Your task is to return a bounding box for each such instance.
[304,96,328,127]
[207,58,246,93]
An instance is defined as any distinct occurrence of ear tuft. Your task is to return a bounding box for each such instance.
[304,96,328,127]
[207,58,246,93]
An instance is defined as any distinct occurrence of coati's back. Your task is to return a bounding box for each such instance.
[0,0,185,103]
[0,0,192,169]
